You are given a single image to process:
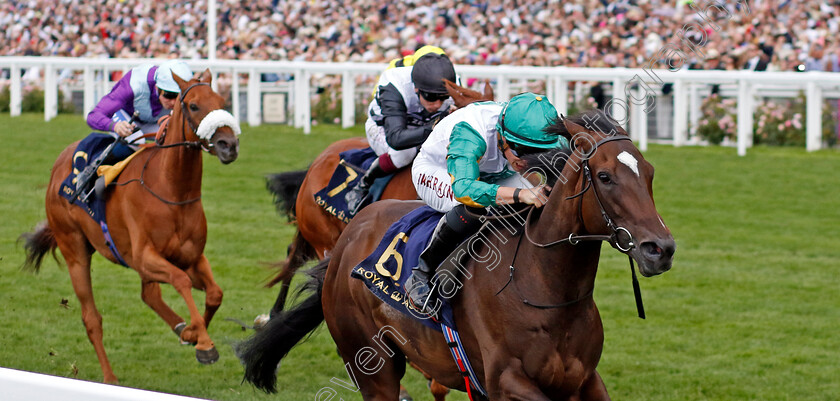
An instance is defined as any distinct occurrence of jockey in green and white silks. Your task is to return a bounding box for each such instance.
[345,50,457,215]
[405,92,569,315]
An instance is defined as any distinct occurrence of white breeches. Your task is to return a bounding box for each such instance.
[365,119,418,169]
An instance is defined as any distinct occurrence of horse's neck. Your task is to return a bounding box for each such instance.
[522,170,601,291]
[152,113,204,193]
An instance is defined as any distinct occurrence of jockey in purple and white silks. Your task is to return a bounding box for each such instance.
[344,51,457,215]
[405,93,570,314]
[86,60,193,160]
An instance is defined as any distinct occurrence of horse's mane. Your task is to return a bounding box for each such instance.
[543,109,622,143]
[520,109,622,187]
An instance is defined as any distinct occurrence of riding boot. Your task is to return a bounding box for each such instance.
[345,158,387,215]
[406,205,485,315]
[72,139,133,202]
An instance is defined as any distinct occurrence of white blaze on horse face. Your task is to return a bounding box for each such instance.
[617,151,639,177]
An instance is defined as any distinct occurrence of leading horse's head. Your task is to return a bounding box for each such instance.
[545,110,675,277]
[172,69,240,164]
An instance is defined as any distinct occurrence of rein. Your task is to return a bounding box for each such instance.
[495,233,595,309]
[502,135,646,318]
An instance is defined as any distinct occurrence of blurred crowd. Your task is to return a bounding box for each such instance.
[2,0,840,73]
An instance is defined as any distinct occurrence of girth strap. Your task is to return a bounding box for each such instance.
[441,323,487,400]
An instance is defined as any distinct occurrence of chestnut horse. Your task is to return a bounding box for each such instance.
[20,70,240,383]
[266,80,494,315]
[239,110,675,400]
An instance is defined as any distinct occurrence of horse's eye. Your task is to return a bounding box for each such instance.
[597,172,612,184]
[189,103,200,112]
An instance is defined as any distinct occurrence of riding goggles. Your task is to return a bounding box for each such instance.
[498,136,540,158]
[419,90,449,102]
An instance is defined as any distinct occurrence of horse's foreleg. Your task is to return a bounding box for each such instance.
[139,252,218,364]
[140,281,186,335]
[578,370,610,401]
[429,379,450,401]
[185,255,223,328]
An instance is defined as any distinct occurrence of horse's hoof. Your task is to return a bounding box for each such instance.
[196,347,219,364]
[398,388,413,401]
[173,322,193,345]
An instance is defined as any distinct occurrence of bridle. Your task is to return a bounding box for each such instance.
[115,81,220,206]
[524,135,636,252]
[498,134,646,318]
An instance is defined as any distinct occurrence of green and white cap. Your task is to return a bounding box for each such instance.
[497,92,561,149]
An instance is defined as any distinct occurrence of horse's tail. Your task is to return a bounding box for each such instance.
[265,170,307,221]
[19,220,59,273]
[237,258,329,393]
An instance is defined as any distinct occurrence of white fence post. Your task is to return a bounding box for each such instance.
[10,64,21,116]
[689,83,701,140]
[736,79,752,156]
[44,63,57,121]
[293,69,311,134]
[342,70,356,129]
[636,86,648,151]
[497,74,510,102]
[303,69,311,134]
[83,66,95,117]
[673,78,687,146]
[806,80,823,152]
[231,70,240,123]
[552,76,568,116]
[247,68,260,127]
[612,76,627,129]
[100,68,110,104]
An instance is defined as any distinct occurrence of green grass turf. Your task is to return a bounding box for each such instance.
[0,113,838,400]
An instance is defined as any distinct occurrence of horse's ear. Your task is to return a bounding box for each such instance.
[563,119,598,153]
[563,119,588,137]
[172,72,189,92]
[199,68,212,84]
[482,79,494,102]
[445,79,494,109]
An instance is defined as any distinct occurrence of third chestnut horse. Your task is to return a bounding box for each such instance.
[21,70,239,383]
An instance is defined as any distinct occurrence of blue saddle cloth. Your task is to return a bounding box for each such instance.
[351,205,490,397]
[314,147,393,223]
[58,133,128,267]
[350,205,459,330]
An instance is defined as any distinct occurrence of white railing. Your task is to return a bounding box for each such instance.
[0,367,208,401]
[2,56,840,155]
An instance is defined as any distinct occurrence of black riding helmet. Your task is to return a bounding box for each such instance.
[411,53,456,94]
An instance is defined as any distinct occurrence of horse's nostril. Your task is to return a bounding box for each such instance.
[641,242,660,257]
[641,239,676,260]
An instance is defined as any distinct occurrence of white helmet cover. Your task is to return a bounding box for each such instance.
[155,60,192,93]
